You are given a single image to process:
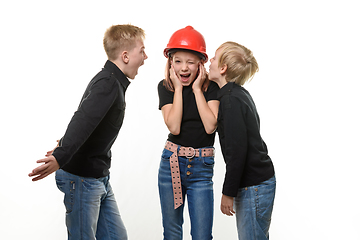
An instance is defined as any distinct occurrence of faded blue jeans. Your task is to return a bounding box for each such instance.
[55,169,127,240]
[158,147,214,240]
[234,175,276,240]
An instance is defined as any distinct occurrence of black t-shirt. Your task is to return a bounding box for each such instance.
[158,80,219,148]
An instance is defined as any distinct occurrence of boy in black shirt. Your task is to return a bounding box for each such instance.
[28,24,147,240]
[208,41,275,240]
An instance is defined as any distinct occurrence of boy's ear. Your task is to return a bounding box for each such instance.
[220,64,227,75]
[121,51,129,64]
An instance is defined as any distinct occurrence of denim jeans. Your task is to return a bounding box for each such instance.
[55,169,127,240]
[234,175,276,240]
[158,148,214,240]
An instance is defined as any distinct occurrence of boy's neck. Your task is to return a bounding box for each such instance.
[219,77,228,89]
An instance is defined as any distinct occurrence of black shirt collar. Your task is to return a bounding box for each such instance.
[103,60,131,90]
[217,82,235,99]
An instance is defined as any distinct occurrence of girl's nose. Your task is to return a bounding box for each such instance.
[181,63,189,71]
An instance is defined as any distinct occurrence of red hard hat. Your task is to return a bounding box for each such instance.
[164,26,208,62]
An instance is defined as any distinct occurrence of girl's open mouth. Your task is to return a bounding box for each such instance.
[180,74,191,82]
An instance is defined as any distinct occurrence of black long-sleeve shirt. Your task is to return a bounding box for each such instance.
[52,60,130,178]
[217,82,274,197]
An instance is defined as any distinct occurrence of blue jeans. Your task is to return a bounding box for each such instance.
[55,169,127,240]
[234,175,276,240]
[158,148,214,240]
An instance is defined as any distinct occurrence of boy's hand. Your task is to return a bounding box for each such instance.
[221,194,236,216]
[29,155,60,181]
[45,140,59,157]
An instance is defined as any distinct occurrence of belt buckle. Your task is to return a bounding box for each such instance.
[186,147,195,159]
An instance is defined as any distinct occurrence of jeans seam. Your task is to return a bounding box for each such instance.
[80,179,84,240]
[251,194,257,240]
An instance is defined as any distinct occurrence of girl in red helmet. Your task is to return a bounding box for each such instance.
[158,26,219,240]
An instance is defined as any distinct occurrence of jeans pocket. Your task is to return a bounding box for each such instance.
[55,176,75,214]
[161,148,173,161]
[202,156,215,167]
[256,178,276,222]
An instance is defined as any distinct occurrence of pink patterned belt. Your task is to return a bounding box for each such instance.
[164,141,215,209]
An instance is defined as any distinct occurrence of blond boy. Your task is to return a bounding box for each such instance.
[29,24,147,240]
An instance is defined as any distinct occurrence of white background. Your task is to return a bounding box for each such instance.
[1,0,359,239]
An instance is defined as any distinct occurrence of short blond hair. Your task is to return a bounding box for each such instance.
[218,41,258,86]
[103,24,145,61]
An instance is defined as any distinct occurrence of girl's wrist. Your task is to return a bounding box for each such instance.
[192,87,202,94]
